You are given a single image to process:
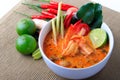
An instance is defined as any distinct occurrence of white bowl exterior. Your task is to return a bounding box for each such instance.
[39,22,114,79]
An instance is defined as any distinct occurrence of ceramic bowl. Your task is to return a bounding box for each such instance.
[38,21,114,79]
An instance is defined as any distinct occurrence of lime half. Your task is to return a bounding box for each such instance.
[89,28,107,48]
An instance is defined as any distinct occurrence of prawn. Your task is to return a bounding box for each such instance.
[62,35,94,56]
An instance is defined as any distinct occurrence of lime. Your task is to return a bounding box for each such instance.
[16,18,36,35]
[16,34,37,55]
[89,28,107,48]
[32,48,42,60]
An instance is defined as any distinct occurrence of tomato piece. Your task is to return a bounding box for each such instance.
[73,20,90,36]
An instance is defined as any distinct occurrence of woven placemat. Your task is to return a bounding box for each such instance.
[0,0,120,80]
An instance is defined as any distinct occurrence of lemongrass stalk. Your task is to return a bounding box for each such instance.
[52,18,57,45]
[60,14,64,39]
[56,1,62,36]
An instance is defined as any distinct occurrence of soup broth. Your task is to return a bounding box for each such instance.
[43,30,109,68]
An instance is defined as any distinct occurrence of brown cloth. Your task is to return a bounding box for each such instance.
[0,0,120,80]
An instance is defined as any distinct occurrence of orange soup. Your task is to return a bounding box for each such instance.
[43,31,109,68]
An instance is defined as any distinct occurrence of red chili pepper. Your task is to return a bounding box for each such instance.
[64,12,73,28]
[41,11,56,18]
[48,4,58,9]
[50,1,76,10]
[62,4,75,11]
[31,15,55,19]
[64,24,74,48]
[50,1,73,7]
[15,10,54,19]
[48,4,69,11]
[23,2,75,11]
[64,21,90,48]
[41,2,76,11]
[65,13,74,28]
[40,4,49,9]
[73,20,82,33]
[77,23,90,36]
[49,1,58,5]
[40,4,58,9]
[47,8,57,14]
[73,20,90,35]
